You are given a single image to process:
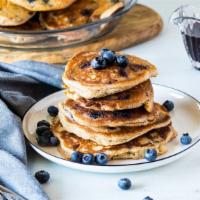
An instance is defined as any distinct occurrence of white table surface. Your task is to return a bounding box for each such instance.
[28,0,200,199]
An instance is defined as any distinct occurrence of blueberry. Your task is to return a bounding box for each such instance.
[116,55,128,68]
[37,136,50,146]
[163,100,174,112]
[71,151,83,163]
[144,149,157,162]
[100,48,109,55]
[50,137,60,146]
[91,56,107,70]
[102,50,116,64]
[47,106,58,117]
[37,120,50,128]
[41,130,54,138]
[36,126,50,136]
[89,112,102,119]
[35,170,50,184]
[82,154,94,165]
[113,110,130,118]
[180,133,192,145]
[144,196,154,200]
[118,178,132,190]
[95,153,108,165]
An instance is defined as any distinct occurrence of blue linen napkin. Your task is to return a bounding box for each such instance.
[0,61,64,200]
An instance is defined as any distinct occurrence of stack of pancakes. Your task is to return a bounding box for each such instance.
[53,51,177,161]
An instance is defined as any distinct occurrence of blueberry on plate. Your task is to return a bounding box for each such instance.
[95,153,108,165]
[35,170,50,184]
[82,154,94,165]
[118,178,132,190]
[163,100,174,112]
[144,196,154,200]
[91,56,107,70]
[102,50,116,64]
[144,149,157,162]
[37,120,50,128]
[37,136,50,146]
[71,151,83,163]
[36,126,50,136]
[116,55,128,68]
[180,133,192,145]
[41,130,54,138]
[50,136,60,146]
[47,106,58,117]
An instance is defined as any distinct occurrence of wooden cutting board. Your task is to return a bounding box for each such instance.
[0,4,163,64]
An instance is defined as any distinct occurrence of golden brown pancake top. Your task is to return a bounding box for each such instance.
[64,51,157,85]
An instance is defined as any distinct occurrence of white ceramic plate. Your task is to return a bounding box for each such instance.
[22,84,200,173]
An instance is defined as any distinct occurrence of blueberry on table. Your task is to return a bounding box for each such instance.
[35,170,50,184]
[144,196,154,200]
[163,100,174,112]
[47,106,58,117]
[116,55,128,68]
[37,135,50,146]
[180,133,192,145]
[144,149,157,162]
[71,151,83,163]
[37,120,50,128]
[91,57,107,70]
[82,154,94,165]
[36,126,50,136]
[50,136,60,146]
[102,50,116,64]
[118,178,132,190]
[95,153,108,165]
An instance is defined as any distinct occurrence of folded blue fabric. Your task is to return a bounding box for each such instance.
[0,61,64,200]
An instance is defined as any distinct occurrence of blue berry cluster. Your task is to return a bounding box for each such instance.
[71,151,108,165]
[91,48,128,70]
[36,110,59,147]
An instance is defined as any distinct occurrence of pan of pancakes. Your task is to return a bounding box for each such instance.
[0,0,136,46]
[22,49,200,173]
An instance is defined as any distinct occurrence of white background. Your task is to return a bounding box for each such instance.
[28,0,200,199]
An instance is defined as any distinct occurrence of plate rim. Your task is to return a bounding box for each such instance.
[22,83,200,168]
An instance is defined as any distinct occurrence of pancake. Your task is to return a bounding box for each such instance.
[0,14,44,31]
[0,0,35,26]
[59,101,166,128]
[53,120,177,160]
[0,15,45,43]
[65,80,154,112]
[40,0,97,30]
[39,0,122,30]
[92,1,124,20]
[58,109,171,146]
[63,51,158,99]
[9,0,76,11]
